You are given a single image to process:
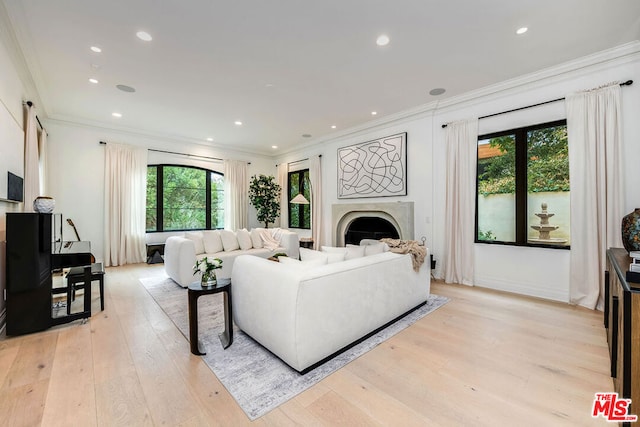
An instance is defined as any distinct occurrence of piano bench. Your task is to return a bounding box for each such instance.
[65,263,105,315]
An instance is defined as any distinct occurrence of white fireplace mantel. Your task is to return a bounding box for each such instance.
[332,201,414,246]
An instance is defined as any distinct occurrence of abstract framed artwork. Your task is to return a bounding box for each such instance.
[337,132,407,199]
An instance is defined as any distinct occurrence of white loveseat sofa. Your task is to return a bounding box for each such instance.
[231,248,430,372]
[164,228,299,287]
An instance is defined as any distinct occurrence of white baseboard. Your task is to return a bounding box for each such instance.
[474,275,569,303]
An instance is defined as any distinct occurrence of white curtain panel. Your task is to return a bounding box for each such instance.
[223,160,248,230]
[23,105,40,211]
[38,128,48,195]
[309,155,323,249]
[443,119,478,286]
[566,83,623,310]
[277,162,288,229]
[103,142,147,267]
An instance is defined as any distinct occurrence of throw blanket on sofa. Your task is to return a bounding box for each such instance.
[380,238,426,272]
[260,229,281,250]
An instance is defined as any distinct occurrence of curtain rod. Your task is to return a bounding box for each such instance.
[441,79,633,129]
[24,101,47,134]
[276,154,322,167]
[99,141,250,164]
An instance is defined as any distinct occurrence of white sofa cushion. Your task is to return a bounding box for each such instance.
[237,229,253,250]
[185,231,205,254]
[203,230,223,253]
[348,242,386,256]
[279,256,326,269]
[300,247,328,263]
[250,228,264,248]
[321,245,365,260]
[220,230,240,251]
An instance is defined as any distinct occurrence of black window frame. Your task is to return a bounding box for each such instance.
[475,119,570,249]
[288,169,311,230]
[146,164,224,232]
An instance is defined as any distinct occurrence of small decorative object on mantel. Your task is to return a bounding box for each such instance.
[194,257,223,287]
[621,208,640,253]
[33,196,55,213]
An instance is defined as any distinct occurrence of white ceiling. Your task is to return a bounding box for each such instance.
[4,0,640,155]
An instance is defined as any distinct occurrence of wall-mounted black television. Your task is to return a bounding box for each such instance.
[7,172,24,202]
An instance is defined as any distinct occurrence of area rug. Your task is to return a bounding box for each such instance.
[140,275,449,420]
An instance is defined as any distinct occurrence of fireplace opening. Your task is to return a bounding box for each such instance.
[344,217,399,245]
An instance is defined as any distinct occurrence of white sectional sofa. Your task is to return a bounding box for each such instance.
[231,246,430,372]
[164,228,299,287]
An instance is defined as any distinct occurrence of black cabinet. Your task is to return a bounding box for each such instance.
[6,213,53,335]
[605,248,640,426]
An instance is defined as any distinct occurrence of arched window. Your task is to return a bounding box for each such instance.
[146,165,224,232]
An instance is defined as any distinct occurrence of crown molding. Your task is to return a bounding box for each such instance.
[44,116,274,161]
[0,0,47,115]
[289,40,640,154]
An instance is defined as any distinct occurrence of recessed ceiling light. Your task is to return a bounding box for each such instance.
[206,137,213,142]
[272,145,278,149]
[429,88,446,96]
[516,27,528,35]
[331,125,337,129]
[234,121,243,126]
[371,111,378,116]
[136,31,153,41]
[376,34,390,46]
[302,134,312,138]
[116,84,136,93]
[90,46,102,53]
[265,83,275,88]
[89,78,99,84]
[112,112,122,118]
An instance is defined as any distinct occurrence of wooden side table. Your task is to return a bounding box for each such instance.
[187,278,232,355]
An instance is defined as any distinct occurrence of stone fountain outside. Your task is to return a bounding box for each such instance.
[528,202,568,245]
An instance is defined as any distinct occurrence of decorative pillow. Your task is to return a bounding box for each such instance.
[220,230,240,251]
[202,230,223,253]
[279,255,326,268]
[326,251,346,264]
[365,242,386,256]
[236,229,253,250]
[250,229,264,248]
[184,231,205,254]
[348,242,386,256]
[321,245,365,260]
[300,247,329,264]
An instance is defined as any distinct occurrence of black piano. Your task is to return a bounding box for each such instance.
[5,212,96,335]
[52,240,93,270]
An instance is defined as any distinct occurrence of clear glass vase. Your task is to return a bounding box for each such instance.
[201,270,217,287]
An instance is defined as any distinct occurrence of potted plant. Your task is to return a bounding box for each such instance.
[248,174,281,228]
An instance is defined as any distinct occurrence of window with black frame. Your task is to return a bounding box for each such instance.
[146,165,224,232]
[288,169,311,229]
[476,119,570,248]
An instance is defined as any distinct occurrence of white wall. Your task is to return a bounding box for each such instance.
[45,120,277,263]
[0,6,42,331]
[277,44,640,303]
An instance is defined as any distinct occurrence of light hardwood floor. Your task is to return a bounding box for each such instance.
[0,263,614,426]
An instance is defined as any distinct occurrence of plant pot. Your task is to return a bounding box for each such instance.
[621,208,640,253]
